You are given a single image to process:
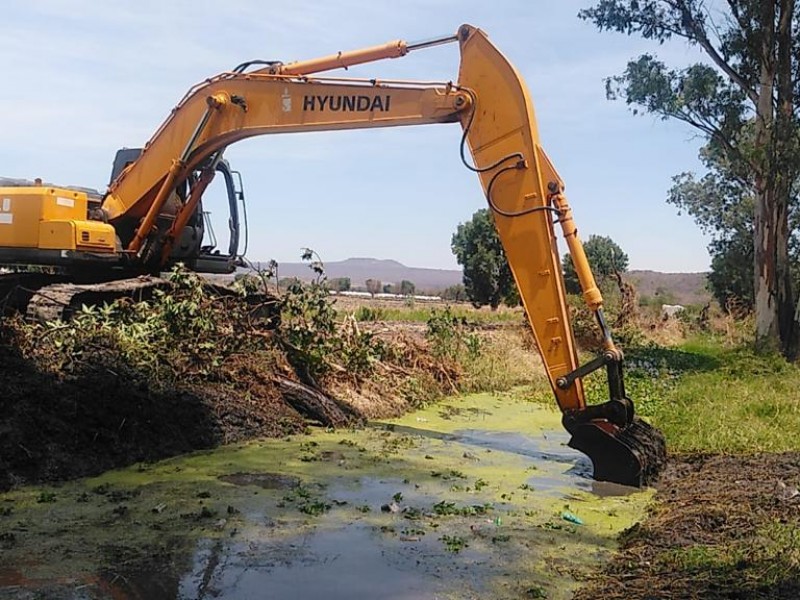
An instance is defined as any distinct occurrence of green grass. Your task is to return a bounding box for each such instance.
[656,521,800,589]
[348,303,521,325]
[584,335,800,454]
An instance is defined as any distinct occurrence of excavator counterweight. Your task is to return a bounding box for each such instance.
[0,23,667,487]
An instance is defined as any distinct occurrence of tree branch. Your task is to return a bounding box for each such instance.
[724,0,750,32]
[675,0,760,105]
[668,106,760,177]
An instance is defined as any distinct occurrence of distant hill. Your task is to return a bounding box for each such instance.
[627,270,711,306]
[255,257,463,292]
[245,258,711,303]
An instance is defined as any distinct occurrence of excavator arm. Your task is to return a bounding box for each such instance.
[456,25,665,486]
[8,24,667,486]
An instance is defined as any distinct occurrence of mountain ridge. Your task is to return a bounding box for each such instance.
[249,257,710,304]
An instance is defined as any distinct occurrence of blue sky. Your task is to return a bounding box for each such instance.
[1,1,713,272]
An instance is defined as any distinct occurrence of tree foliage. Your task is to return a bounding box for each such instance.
[441,284,467,302]
[327,277,351,292]
[562,235,629,295]
[581,0,800,356]
[365,279,381,297]
[451,209,518,309]
[668,139,757,308]
[400,280,416,296]
[669,147,800,309]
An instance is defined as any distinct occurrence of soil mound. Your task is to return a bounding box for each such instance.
[0,342,306,490]
[575,452,800,599]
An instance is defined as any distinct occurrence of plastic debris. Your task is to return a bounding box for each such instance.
[381,502,401,513]
[560,511,584,525]
[776,480,800,501]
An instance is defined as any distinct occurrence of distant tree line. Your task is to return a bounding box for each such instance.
[451,209,630,309]
[363,279,417,296]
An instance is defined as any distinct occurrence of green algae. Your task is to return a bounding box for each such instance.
[385,387,563,434]
[0,388,653,600]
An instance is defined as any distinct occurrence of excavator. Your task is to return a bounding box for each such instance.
[0,24,666,487]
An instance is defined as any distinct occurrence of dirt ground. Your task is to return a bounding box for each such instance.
[575,452,800,600]
[0,341,312,491]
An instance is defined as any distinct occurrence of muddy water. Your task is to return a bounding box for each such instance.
[0,390,653,600]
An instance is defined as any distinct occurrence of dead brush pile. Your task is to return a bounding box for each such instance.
[0,267,537,489]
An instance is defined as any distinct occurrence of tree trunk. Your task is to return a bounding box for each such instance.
[276,377,362,427]
[754,184,793,355]
[753,0,797,358]
[753,2,783,354]
[776,0,798,358]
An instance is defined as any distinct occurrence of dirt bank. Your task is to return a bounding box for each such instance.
[0,341,309,491]
[0,274,540,492]
[575,452,800,599]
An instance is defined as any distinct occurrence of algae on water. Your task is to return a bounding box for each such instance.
[0,389,652,600]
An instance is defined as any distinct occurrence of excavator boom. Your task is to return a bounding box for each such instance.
[0,24,666,486]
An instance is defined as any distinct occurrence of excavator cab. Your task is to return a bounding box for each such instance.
[108,148,245,274]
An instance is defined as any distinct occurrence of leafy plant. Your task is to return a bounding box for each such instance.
[440,534,469,553]
[276,254,385,383]
[426,307,481,362]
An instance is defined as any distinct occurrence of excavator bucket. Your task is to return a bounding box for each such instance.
[565,417,667,488]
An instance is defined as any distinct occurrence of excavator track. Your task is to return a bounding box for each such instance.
[25,277,169,322]
[0,272,279,324]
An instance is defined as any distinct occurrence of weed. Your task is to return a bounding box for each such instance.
[278,256,387,382]
[426,307,480,363]
[432,500,492,516]
[353,306,388,322]
[298,500,331,516]
[402,506,424,520]
[347,303,520,325]
[440,534,468,553]
[36,492,56,504]
[433,501,459,516]
[430,470,467,480]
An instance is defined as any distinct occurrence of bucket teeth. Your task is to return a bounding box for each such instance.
[566,416,667,488]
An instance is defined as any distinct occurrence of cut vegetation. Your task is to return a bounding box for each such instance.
[0,267,540,490]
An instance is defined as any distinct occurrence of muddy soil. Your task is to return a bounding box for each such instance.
[0,342,307,491]
[575,452,800,599]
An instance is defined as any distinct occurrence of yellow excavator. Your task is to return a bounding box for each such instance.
[0,24,665,487]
